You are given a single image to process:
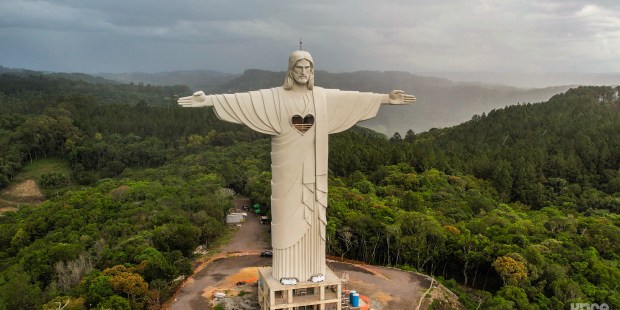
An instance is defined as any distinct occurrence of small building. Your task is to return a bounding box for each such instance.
[226,213,245,224]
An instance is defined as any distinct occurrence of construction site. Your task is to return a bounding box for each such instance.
[169,199,461,310]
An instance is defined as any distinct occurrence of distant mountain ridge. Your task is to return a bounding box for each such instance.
[201,69,572,135]
[98,70,239,92]
[2,65,572,134]
[427,71,620,88]
[0,65,120,84]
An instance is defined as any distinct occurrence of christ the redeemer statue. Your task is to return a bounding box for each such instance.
[178,50,415,283]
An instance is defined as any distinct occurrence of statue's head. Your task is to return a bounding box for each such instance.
[283,50,314,90]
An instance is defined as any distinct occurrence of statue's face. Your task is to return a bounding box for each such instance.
[292,59,312,85]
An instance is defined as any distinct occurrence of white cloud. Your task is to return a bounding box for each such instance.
[1,0,619,74]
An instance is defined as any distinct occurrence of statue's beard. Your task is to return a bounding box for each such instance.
[295,76,309,84]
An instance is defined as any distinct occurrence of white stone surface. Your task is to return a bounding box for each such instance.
[178,51,415,281]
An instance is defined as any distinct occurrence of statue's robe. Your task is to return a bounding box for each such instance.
[209,86,384,280]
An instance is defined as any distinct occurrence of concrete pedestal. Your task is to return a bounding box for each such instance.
[257,266,342,310]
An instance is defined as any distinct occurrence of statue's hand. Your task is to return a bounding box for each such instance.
[388,90,416,105]
[177,91,213,107]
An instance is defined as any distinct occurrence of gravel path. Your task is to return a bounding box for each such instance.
[170,198,270,310]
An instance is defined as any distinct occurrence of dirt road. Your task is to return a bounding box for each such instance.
[224,200,271,253]
[170,198,270,310]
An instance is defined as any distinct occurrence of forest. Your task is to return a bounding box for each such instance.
[0,72,619,309]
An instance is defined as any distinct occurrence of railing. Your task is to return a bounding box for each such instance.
[273,290,339,305]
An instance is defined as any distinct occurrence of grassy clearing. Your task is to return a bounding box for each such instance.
[1,158,71,202]
[12,158,71,183]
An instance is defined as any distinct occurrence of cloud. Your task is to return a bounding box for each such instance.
[0,0,619,74]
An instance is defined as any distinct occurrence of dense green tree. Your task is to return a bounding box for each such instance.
[152,223,201,257]
[2,72,619,309]
[133,248,175,283]
[0,266,45,310]
[97,295,131,310]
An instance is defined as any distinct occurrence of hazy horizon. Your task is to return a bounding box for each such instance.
[1,0,619,82]
[3,62,618,89]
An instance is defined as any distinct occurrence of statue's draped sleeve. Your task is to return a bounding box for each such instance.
[209,89,282,135]
[325,89,384,134]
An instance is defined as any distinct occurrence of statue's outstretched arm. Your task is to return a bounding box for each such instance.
[381,90,416,105]
[178,91,214,107]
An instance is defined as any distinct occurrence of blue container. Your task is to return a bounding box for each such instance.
[351,293,360,307]
[349,290,356,303]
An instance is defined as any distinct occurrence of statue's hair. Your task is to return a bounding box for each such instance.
[283,50,314,90]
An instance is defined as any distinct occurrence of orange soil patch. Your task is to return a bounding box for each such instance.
[3,179,44,203]
[226,267,259,284]
[202,267,259,299]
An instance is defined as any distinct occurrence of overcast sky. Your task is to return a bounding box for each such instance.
[1,0,619,79]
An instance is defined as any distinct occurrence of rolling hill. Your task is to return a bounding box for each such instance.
[99,68,571,135]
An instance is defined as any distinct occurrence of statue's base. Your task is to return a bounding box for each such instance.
[257,266,342,310]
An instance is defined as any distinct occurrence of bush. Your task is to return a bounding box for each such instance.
[97,295,130,310]
[39,172,69,188]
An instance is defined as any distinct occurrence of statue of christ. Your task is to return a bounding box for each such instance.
[178,50,415,283]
